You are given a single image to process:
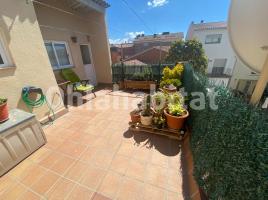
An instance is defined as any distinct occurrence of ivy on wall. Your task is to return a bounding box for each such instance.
[183,67,268,200]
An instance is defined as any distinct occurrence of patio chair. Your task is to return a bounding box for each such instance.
[60,68,96,98]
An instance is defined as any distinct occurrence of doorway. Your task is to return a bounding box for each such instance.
[80,44,97,86]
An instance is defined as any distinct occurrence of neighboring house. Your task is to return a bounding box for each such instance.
[0,0,111,121]
[133,32,183,53]
[123,46,170,64]
[110,32,182,65]
[110,43,135,64]
[123,59,147,66]
[186,21,259,89]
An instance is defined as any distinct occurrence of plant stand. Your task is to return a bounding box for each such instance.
[129,122,187,140]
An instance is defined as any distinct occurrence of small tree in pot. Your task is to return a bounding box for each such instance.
[140,95,153,126]
[0,98,9,123]
[160,64,184,93]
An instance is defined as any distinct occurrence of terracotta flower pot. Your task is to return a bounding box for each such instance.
[0,102,9,123]
[130,111,141,123]
[164,109,189,130]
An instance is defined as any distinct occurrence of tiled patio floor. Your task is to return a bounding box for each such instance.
[0,90,192,200]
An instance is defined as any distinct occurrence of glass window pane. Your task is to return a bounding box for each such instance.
[45,42,58,67]
[80,45,91,64]
[54,43,70,66]
[0,53,3,64]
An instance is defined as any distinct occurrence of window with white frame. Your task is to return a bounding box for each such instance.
[45,41,72,69]
[0,37,10,68]
[212,58,227,75]
[205,34,222,44]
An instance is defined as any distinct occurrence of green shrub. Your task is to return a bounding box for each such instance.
[160,64,184,88]
[186,71,268,200]
[0,98,7,105]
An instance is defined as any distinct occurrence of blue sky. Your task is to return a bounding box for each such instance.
[106,0,231,44]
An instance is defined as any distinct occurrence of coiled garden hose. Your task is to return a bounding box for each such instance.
[22,87,55,123]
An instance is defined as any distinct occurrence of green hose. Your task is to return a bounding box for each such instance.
[22,88,55,123]
[22,91,46,107]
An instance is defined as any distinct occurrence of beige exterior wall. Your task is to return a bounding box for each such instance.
[229,59,259,90]
[0,0,65,120]
[33,0,112,84]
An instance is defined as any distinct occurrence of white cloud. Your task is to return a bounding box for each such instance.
[109,31,144,44]
[147,0,168,8]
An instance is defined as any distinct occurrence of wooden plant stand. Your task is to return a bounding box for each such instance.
[129,122,187,141]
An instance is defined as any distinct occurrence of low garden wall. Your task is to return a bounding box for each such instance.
[183,67,268,200]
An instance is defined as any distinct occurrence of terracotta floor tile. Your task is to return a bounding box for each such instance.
[0,183,27,200]
[132,146,152,163]
[45,136,65,150]
[125,159,147,181]
[31,170,60,195]
[97,171,123,199]
[67,184,93,200]
[80,166,106,190]
[117,143,135,157]
[46,177,75,200]
[143,184,166,200]
[7,160,34,180]
[57,141,87,158]
[64,161,88,182]
[167,191,184,200]
[18,190,41,200]
[29,147,51,163]
[80,134,100,146]
[49,155,75,175]
[92,150,114,169]
[91,192,112,200]
[1,92,188,199]
[151,151,169,168]
[167,169,183,193]
[38,152,62,169]
[116,178,144,200]
[79,146,97,163]
[21,165,47,186]
[109,154,129,175]
[0,175,16,195]
[146,165,168,189]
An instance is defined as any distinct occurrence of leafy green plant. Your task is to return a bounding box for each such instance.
[152,92,167,110]
[168,92,184,105]
[143,67,153,81]
[131,72,144,81]
[167,103,186,116]
[160,64,184,88]
[0,98,7,105]
[141,95,152,116]
[165,39,208,73]
[153,114,166,128]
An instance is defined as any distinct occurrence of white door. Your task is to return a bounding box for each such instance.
[80,44,97,86]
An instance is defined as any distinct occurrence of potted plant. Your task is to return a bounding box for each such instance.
[0,98,9,123]
[153,112,166,129]
[160,64,184,93]
[140,95,153,126]
[130,109,141,123]
[152,92,167,110]
[164,103,189,130]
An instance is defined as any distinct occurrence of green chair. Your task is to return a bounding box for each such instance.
[61,68,96,98]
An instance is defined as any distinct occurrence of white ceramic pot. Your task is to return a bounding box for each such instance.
[140,115,153,126]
